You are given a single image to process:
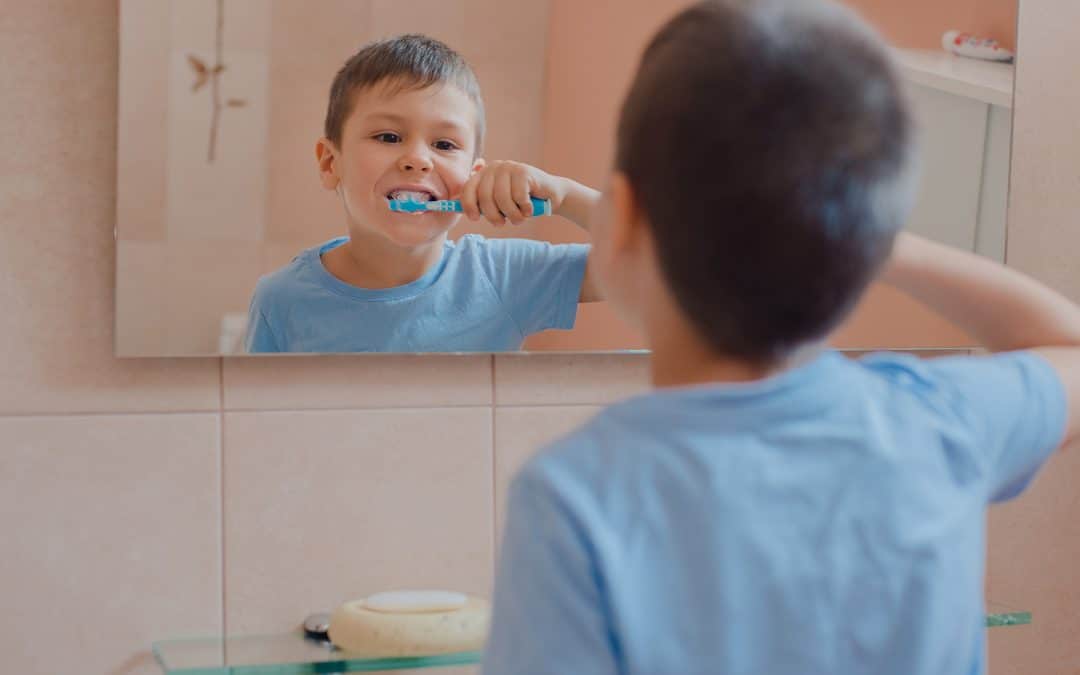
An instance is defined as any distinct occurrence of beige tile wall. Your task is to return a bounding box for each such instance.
[984,1,1080,672]
[2,2,1078,674]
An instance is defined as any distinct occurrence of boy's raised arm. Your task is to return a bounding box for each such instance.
[553,176,602,232]
[880,232,1080,445]
[554,177,604,302]
[461,161,604,302]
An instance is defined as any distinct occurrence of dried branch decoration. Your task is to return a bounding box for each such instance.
[187,0,247,162]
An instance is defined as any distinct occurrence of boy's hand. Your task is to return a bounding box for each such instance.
[460,161,571,227]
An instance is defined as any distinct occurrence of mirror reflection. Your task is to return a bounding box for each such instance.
[115,0,1017,356]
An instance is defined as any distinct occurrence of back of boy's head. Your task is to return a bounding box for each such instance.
[617,0,917,364]
[325,34,486,153]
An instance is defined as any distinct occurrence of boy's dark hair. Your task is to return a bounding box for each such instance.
[616,0,917,363]
[324,34,485,153]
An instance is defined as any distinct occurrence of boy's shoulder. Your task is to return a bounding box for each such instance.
[453,233,590,255]
[449,233,588,285]
[251,238,343,304]
[507,406,616,506]
[442,234,532,274]
[512,389,693,501]
[451,233,576,256]
[512,349,1066,501]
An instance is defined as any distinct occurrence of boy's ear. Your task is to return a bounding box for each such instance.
[315,138,340,191]
[610,171,645,253]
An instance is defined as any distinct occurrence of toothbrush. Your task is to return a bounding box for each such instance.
[388,196,552,217]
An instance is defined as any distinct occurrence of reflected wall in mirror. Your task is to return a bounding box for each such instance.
[116,0,1017,356]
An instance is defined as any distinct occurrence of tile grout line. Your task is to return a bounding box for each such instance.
[0,409,224,418]
[222,402,495,413]
[218,358,228,648]
[490,355,498,580]
[0,401,622,418]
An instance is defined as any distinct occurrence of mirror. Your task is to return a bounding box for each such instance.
[115,0,1017,356]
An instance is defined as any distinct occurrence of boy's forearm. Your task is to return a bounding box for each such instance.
[880,233,1080,352]
[554,177,601,231]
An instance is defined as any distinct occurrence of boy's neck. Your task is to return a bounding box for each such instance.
[323,229,447,289]
[647,311,825,389]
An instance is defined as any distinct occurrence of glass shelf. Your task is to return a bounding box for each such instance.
[155,605,1030,675]
[153,632,481,674]
[986,601,1031,627]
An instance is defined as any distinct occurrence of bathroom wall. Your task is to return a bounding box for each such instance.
[845,0,1018,51]
[985,1,1080,671]
[1,3,1077,675]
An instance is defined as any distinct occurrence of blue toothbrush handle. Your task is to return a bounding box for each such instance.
[439,197,552,217]
[390,196,552,216]
[524,197,553,217]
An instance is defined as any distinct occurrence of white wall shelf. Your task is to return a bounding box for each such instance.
[894,48,1015,109]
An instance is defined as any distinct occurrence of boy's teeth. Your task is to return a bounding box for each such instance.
[391,190,433,203]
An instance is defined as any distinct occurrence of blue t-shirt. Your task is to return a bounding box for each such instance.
[245,235,589,353]
[484,350,1066,675]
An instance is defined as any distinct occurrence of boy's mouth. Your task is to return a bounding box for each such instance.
[386,188,438,203]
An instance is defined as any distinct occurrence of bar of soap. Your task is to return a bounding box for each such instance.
[364,590,467,614]
[328,590,489,657]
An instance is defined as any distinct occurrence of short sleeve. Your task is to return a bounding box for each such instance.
[477,238,589,337]
[482,467,618,675]
[891,351,1066,502]
[244,283,283,353]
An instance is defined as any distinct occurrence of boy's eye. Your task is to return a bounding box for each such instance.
[374,132,401,143]
[433,140,459,151]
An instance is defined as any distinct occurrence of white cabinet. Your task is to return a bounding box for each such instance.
[894,49,1014,262]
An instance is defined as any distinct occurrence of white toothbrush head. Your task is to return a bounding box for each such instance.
[387,199,431,213]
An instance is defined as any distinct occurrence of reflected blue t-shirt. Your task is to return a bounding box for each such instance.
[245,235,589,353]
[484,350,1067,675]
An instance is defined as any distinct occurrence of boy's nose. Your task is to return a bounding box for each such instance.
[398,152,433,173]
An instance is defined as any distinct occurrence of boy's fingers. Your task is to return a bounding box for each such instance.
[478,171,502,226]
[460,174,481,220]
[511,171,533,218]
[495,172,526,225]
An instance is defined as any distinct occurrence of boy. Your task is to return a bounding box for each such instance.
[246,35,601,353]
[483,1,1080,674]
